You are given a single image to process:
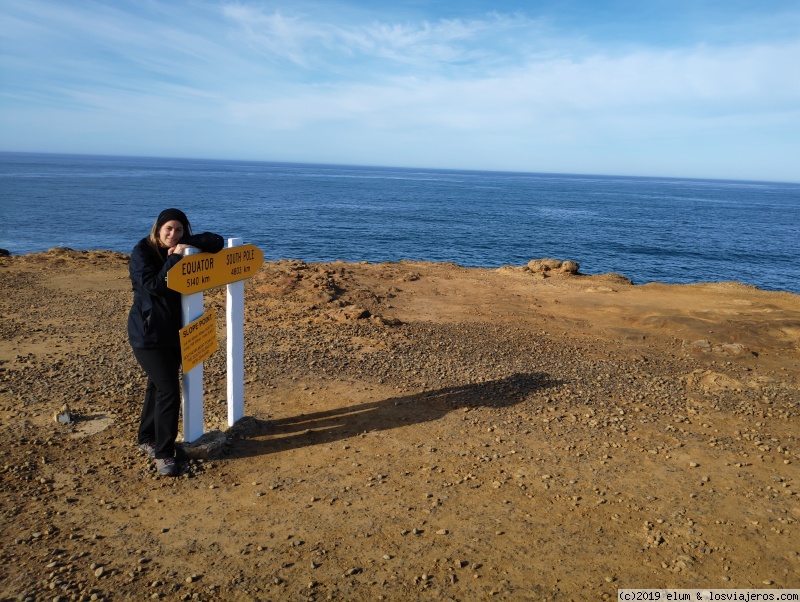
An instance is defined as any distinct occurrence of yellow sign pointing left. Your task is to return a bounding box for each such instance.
[180,310,218,372]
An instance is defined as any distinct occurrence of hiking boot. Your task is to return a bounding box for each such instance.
[138,441,156,458]
[155,457,178,477]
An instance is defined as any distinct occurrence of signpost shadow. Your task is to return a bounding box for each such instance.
[225,372,559,459]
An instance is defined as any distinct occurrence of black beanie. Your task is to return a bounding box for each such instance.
[156,208,190,232]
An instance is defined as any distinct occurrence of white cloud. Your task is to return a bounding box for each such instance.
[223,39,800,135]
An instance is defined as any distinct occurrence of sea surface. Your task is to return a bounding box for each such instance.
[1,152,799,294]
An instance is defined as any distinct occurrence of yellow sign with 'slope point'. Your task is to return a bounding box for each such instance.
[180,310,217,372]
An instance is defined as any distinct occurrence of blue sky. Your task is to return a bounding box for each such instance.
[2,1,799,182]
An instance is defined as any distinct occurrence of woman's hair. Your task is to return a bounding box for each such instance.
[148,208,192,250]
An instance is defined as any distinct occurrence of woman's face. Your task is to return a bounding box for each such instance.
[158,220,184,248]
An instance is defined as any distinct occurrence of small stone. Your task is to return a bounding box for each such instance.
[94,566,104,578]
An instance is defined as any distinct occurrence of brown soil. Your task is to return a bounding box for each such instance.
[1,249,799,601]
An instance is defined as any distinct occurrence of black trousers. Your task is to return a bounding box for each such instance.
[132,346,182,460]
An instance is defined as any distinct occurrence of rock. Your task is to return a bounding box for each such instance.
[685,340,712,351]
[604,272,633,285]
[54,403,72,424]
[526,258,579,274]
[225,416,274,439]
[179,429,227,459]
[326,306,370,322]
[0,248,9,257]
[560,260,580,274]
[683,341,753,357]
[527,258,564,272]
[719,343,752,356]
[685,370,746,395]
[370,314,402,326]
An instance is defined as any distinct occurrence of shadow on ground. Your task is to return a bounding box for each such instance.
[225,372,558,458]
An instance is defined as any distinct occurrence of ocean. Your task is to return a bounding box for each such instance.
[1,152,798,294]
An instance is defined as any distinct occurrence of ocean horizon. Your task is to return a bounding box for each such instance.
[2,151,799,294]
[5,150,800,186]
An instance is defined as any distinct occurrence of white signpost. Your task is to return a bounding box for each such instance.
[226,239,246,427]
[167,238,264,442]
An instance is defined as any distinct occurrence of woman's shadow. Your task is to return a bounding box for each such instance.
[225,372,558,458]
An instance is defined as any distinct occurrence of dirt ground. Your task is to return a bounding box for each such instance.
[1,249,799,601]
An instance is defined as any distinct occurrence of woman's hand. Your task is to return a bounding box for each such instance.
[168,243,193,256]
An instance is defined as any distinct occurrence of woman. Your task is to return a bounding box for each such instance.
[128,208,224,476]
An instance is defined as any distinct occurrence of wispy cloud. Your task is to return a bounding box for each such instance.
[220,4,541,73]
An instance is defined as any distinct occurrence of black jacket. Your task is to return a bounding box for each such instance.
[127,232,224,349]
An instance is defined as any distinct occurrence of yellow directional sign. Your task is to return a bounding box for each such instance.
[167,244,264,294]
[180,310,218,372]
